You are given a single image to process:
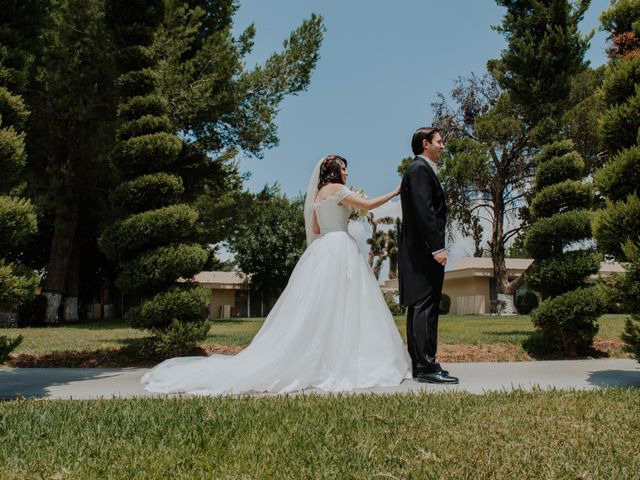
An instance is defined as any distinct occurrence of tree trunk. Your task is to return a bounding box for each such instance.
[63,242,80,322]
[102,273,116,318]
[497,292,516,315]
[42,197,78,323]
[489,194,522,315]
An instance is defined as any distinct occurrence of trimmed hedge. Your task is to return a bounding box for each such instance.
[599,91,640,153]
[128,285,210,330]
[524,210,593,259]
[515,291,538,315]
[531,287,604,355]
[117,95,168,122]
[525,251,602,298]
[111,173,184,212]
[116,114,172,141]
[529,180,594,219]
[117,243,209,290]
[593,194,640,260]
[99,204,198,261]
[0,128,26,188]
[0,196,37,251]
[439,293,451,315]
[594,145,640,201]
[525,141,600,355]
[111,132,182,175]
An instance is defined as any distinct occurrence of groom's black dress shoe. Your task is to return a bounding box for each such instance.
[413,363,448,377]
[414,371,459,384]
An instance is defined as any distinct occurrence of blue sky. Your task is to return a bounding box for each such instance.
[229,0,612,271]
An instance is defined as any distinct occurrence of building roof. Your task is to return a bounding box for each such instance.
[449,257,533,272]
[193,271,247,286]
[446,257,625,281]
[382,257,626,291]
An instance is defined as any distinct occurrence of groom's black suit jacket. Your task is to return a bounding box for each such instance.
[398,156,447,306]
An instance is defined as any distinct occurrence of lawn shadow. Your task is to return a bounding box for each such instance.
[0,368,123,400]
[6,341,158,369]
[521,332,613,360]
[587,369,640,388]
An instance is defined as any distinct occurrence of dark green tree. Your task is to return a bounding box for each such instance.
[490,0,592,141]
[22,0,118,323]
[593,0,640,361]
[524,140,603,355]
[99,0,210,356]
[153,1,325,256]
[0,1,42,315]
[0,1,44,358]
[18,0,324,324]
[227,185,306,295]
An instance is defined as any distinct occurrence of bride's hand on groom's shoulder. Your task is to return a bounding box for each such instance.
[392,183,401,197]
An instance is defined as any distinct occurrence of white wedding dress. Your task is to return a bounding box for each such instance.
[141,184,411,395]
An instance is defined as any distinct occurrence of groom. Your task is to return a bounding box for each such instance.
[398,127,458,384]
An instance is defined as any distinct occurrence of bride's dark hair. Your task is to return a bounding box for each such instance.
[318,155,347,189]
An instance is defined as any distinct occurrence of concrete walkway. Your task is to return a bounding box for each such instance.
[1,359,639,399]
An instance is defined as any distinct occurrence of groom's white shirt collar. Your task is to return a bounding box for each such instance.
[417,155,439,176]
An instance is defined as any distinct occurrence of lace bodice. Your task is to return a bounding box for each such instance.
[314,185,354,235]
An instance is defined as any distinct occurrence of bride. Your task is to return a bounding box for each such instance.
[142,155,411,395]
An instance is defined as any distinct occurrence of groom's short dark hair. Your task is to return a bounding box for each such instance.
[411,127,440,155]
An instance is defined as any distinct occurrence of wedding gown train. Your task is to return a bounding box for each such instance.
[141,185,411,395]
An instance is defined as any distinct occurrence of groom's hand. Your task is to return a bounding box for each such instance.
[433,251,447,266]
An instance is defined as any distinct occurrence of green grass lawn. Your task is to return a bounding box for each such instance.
[203,314,629,347]
[3,314,629,358]
[1,389,639,479]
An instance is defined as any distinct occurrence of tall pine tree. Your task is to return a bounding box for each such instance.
[593,0,640,361]
[490,0,591,141]
[99,0,210,356]
[24,0,118,323]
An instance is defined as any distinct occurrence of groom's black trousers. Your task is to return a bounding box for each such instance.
[406,288,442,374]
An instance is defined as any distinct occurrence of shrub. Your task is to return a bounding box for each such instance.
[439,293,451,315]
[17,294,47,327]
[0,334,22,363]
[145,319,210,358]
[524,210,593,258]
[525,250,602,298]
[515,291,539,315]
[128,285,210,330]
[593,194,640,260]
[530,287,604,355]
[111,173,184,213]
[99,204,198,261]
[384,293,405,316]
[117,243,208,290]
[0,196,37,250]
[594,145,640,201]
[0,260,39,312]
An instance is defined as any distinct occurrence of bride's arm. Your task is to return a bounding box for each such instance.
[312,210,320,234]
[341,184,400,211]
